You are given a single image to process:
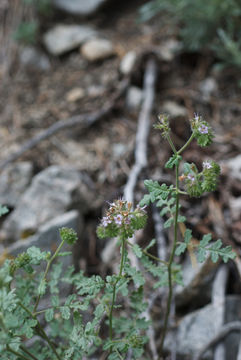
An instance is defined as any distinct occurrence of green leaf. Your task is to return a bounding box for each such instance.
[60,306,71,320]
[132,244,142,258]
[0,205,9,217]
[94,304,104,318]
[197,235,236,263]
[164,217,174,228]
[175,243,187,256]
[183,162,192,173]
[160,206,169,216]
[200,233,212,246]
[27,246,50,264]
[165,154,182,169]
[144,239,156,251]
[57,251,72,257]
[45,308,54,322]
[197,247,206,263]
[139,194,151,207]
[184,229,192,244]
[178,215,186,223]
[51,295,59,307]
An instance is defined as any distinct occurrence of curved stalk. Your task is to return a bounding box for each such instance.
[34,239,65,313]
[159,162,180,357]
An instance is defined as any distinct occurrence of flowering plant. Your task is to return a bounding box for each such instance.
[0,113,236,360]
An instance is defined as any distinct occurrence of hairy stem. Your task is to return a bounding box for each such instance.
[20,345,39,360]
[177,132,195,155]
[34,239,65,312]
[109,236,126,348]
[159,163,180,357]
[19,302,61,360]
[166,134,177,154]
[6,345,32,360]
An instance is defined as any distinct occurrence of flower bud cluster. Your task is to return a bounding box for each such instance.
[10,252,31,275]
[153,114,170,138]
[180,160,220,197]
[190,113,214,146]
[97,199,147,239]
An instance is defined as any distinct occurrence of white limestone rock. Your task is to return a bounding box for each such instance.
[81,38,115,61]
[43,24,96,55]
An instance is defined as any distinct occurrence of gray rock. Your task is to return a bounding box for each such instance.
[43,24,96,55]
[199,77,217,101]
[165,303,223,358]
[165,296,241,359]
[119,51,137,75]
[221,154,241,181]
[162,101,187,118]
[52,0,107,16]
[224,296,241,360]
[0,162,33,207]
[6,210,82,257]
[81,38,114,61]
[175,256,218,307]
[19,46,51,71]
[126,86,143,109]
[2,166,92,241]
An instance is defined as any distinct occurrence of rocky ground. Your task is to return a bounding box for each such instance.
[0,0,241,358]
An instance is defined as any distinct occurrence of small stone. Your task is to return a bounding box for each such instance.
[52,0,107,17]
[2,166,93,242]
[81,38,115,62]
[229,197,241,221]
[43,24,96,56]
[0,162,33,207]
[126,86,143,109]
[221,154,241,181]
[159,39,182,61]
[119,51,137,75]
[162,101,187,118]
[66,87,85,102]
[199,77,217,101]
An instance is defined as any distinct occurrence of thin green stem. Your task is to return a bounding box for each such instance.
[166,134,177,154]
[159,163,180,357]
[20,345,39,360]
[19,302,61,360]
[6,345,32,360]
[34,239,65,313]
[177,132,195,155]
[109,236,126,349]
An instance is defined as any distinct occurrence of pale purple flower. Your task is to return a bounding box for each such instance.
[187,174,195,183]
[125,217,131,225]
[114,214,123,226]
[198,124,209,134]
[194,113,200,122]
[102,216,112,227]
[203,161,212,170]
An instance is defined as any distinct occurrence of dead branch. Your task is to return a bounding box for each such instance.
[194,321,241,360]
[0,79,129,171]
